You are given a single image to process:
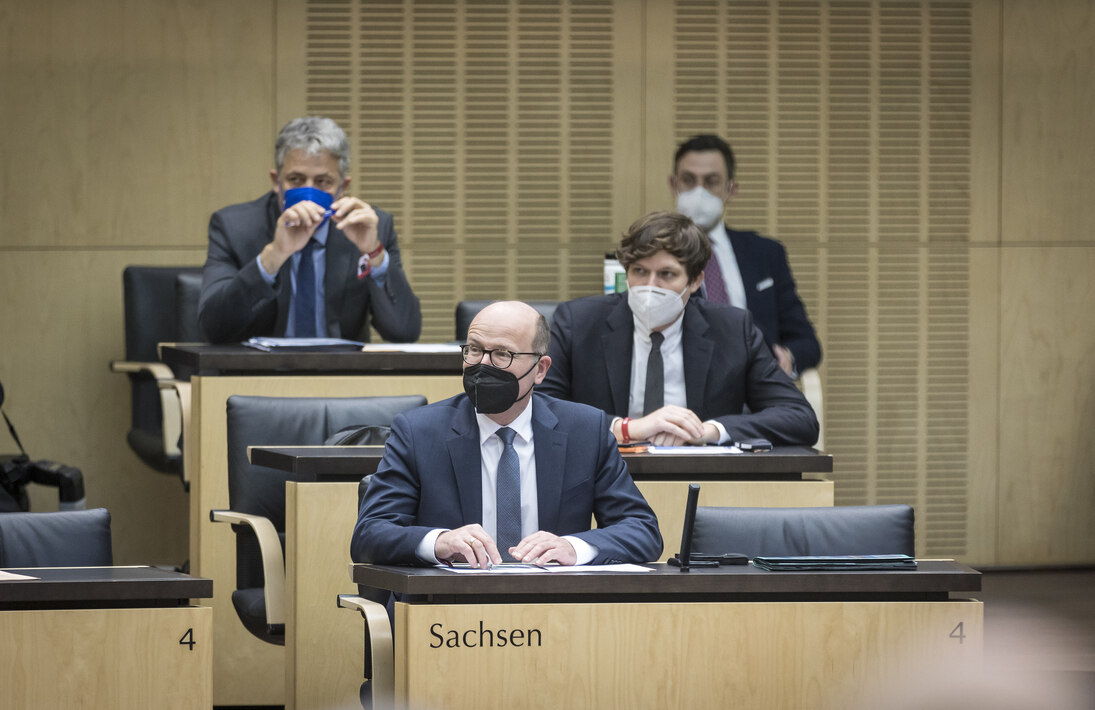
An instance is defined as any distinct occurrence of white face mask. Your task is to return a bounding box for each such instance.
[675,186,725,231]
[628,283,690,332]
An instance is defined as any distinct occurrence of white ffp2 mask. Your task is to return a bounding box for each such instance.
[627,284,690,332]
[675,186,725,231]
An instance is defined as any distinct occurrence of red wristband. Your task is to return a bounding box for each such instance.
[357,244,385,280]
[620,417,631,444]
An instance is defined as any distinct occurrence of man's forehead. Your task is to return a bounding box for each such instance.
[468,308,535,348]
[634,251,686,270]
[281,148,339,174]
[677,150,727,176]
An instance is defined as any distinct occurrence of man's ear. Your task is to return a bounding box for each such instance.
[533,355,553,385]
[340,175,352,194]
[668,174,679,195]
[688,275,704,295]
[269,168,280,190]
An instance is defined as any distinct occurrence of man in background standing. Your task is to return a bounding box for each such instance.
[671,134,821,376]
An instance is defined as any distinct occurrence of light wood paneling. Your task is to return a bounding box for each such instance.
[286,481,362,710]
[0,606,212,709]
[190,374,463,706]
[1000,0,1095,244]
[652,0,974,558]
[0,0,276,249]
[998,247,1095,564]
[398,599,983,710]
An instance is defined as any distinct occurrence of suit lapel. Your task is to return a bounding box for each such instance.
[682,302,713,414]
[727,228,759,311]
[445,398,483,526]
[530,396,567,533]
[602,297,634,416]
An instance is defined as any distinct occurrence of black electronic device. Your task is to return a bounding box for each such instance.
[667,483,717,571]
[737,438,773,452]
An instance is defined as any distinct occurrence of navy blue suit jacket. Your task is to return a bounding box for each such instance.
[538,294,819,447]
[351,392,663,566]
[724,227,821,371]
[198,191,421,344]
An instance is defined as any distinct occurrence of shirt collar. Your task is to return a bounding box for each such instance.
[475,395,535,446]
[631,303,687,342]
[707,220,729,248]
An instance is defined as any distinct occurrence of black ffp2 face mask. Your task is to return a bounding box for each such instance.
[462,360,539,414]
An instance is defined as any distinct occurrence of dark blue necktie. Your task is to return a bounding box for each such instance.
[294,239,318,337]
[495,427,522,561]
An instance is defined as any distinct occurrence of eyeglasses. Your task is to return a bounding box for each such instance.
[461,344,542,369]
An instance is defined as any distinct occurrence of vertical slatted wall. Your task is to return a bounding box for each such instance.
[300,0,972,556]
[670,0,971,555]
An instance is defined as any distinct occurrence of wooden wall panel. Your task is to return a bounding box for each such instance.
[656,0,973,557]
[998,247,1095,564]
[298,0,637,341]
[1000,0,1095,244]
[0,0,276,249]
[0,0,275,566]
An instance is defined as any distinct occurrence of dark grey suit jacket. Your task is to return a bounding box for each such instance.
[538,294,819,446]
[198,191,421,344]
[351,393,663,566]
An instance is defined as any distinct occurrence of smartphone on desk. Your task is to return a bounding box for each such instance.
[737,438,772,452]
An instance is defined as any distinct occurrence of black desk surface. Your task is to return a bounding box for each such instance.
[0,566,213,608]
[250,445,832,481]
[351,560,979,603]
[160,343,462,376]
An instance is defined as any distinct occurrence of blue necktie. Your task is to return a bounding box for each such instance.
[495,427,522,562]
[294,239,318,337]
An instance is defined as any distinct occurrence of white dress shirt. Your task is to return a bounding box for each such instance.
[625,307,732,445]
[416,399,596,564]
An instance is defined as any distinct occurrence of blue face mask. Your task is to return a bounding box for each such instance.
[282,186,336,226]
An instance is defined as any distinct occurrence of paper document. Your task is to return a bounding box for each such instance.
[436,562,653,574]
[544,564,652,573]
[243,337,364,352]
[438,563,548,574]
[647,445,742,455]
[0,570,38,580]
[362,343,463,353]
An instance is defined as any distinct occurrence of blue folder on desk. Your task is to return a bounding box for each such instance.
[751,554,917,571]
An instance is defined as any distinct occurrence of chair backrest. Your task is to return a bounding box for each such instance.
[454,300,559,341]
[174,270,205,344]
[691,504,914,558]
[0,508,113,566]
[121,266,203,474]
[225,394,427,589]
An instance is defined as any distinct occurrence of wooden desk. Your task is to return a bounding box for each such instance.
[352,562,983,710]
[253,444,834,710]
[0,566,213,709]
[161,344,464,707]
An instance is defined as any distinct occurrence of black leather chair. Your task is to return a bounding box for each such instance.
[0,508,112,566]
[110,266,204,487]
[454,300,559,341]
[691,504,915,558]
[211,394,427,645]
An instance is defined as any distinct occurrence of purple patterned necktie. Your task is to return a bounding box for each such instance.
[704,253,729,304]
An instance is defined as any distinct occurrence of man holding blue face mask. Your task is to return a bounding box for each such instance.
[199,116,421,344]
[540,211,818,448]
